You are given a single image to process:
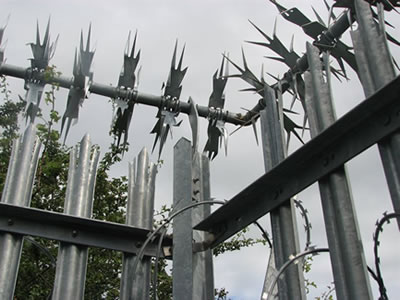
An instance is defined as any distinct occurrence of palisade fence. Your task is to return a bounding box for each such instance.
[0,0,400,299]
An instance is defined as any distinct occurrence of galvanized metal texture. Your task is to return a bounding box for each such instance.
[267,0,357,77]
[188,96,199,154]
[200,154,214,300]
[24,19,58,122]
[351,0,400,230]
[260,85,305,300]
[61,26,95,143]
[111,31,140,149]
[0,62,241,124]
[0,202,171,256]
[120,148,157,300]
[172,138,194,299]
[195,74,400,247]
[0,125,41,300]
[151,42,187,158]
[52,134,99,300]
[232,4,355,126]
[304,43,372,300]
[192,152,214,300]
[226,52,304,145]
[204,56,229,159]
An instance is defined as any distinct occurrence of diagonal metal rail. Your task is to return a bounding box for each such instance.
[195,75,400,248]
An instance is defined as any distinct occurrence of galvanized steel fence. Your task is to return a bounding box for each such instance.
[0,0,400,299]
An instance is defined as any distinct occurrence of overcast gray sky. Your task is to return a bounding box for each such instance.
[2,0,400,299]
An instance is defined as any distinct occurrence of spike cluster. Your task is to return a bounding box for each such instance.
[204,56,229,160]
[227,50,304,145]
[24,20,58,122]
[111,31,141,150]
[334,0,400,11]
[151,42,187,158]
[61,25,95,142]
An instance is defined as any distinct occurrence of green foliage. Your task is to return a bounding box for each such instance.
[0,76,25,199]
[213,226,267,257]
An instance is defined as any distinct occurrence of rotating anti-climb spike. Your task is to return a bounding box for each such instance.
[24,18,58,123]
[204,56,228,160]
[111,31,141,150]
[61,25,95,143]
[151,41,187,158]
[269,0,358,77]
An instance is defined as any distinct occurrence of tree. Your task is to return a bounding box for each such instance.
[0,72,261,299]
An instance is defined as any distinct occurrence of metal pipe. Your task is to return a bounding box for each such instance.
[260,85,305,300]
[0,63,242,125]
[0,125,41,300]
[304,43,372,300]
[52,134,99,300]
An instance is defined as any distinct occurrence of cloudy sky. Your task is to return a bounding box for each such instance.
[2,0,400,299]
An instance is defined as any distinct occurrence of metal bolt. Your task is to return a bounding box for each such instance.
[72,230,78,237]
[7,219,13,226]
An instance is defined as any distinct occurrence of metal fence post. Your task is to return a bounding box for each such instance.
[0,125,41,300]
[192,152,214,300]
[260,85,305,300]
[351,0,400,230]
[52,134,99,300]
[173,138,193,299]
[173,139,214,299]
[304,42,372,300]
[200,153,214,300]
[120,148,157,300]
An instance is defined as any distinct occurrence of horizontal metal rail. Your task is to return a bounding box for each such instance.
[0,63,243,125]
[195,75,400,248]
[0,202,172,257]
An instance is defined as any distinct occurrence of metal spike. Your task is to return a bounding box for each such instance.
[251,117,259,146]
[131,30,138,58]
[311,6,326,27]
[125,31,131,56]
[171,40,178,68]
[86,24,92,52]
[188,97,199,154]
[35,20,40,46]
[80,30,84,52]
[43,17,50,47]
[178,44,185,70]
[290,34,294,53]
